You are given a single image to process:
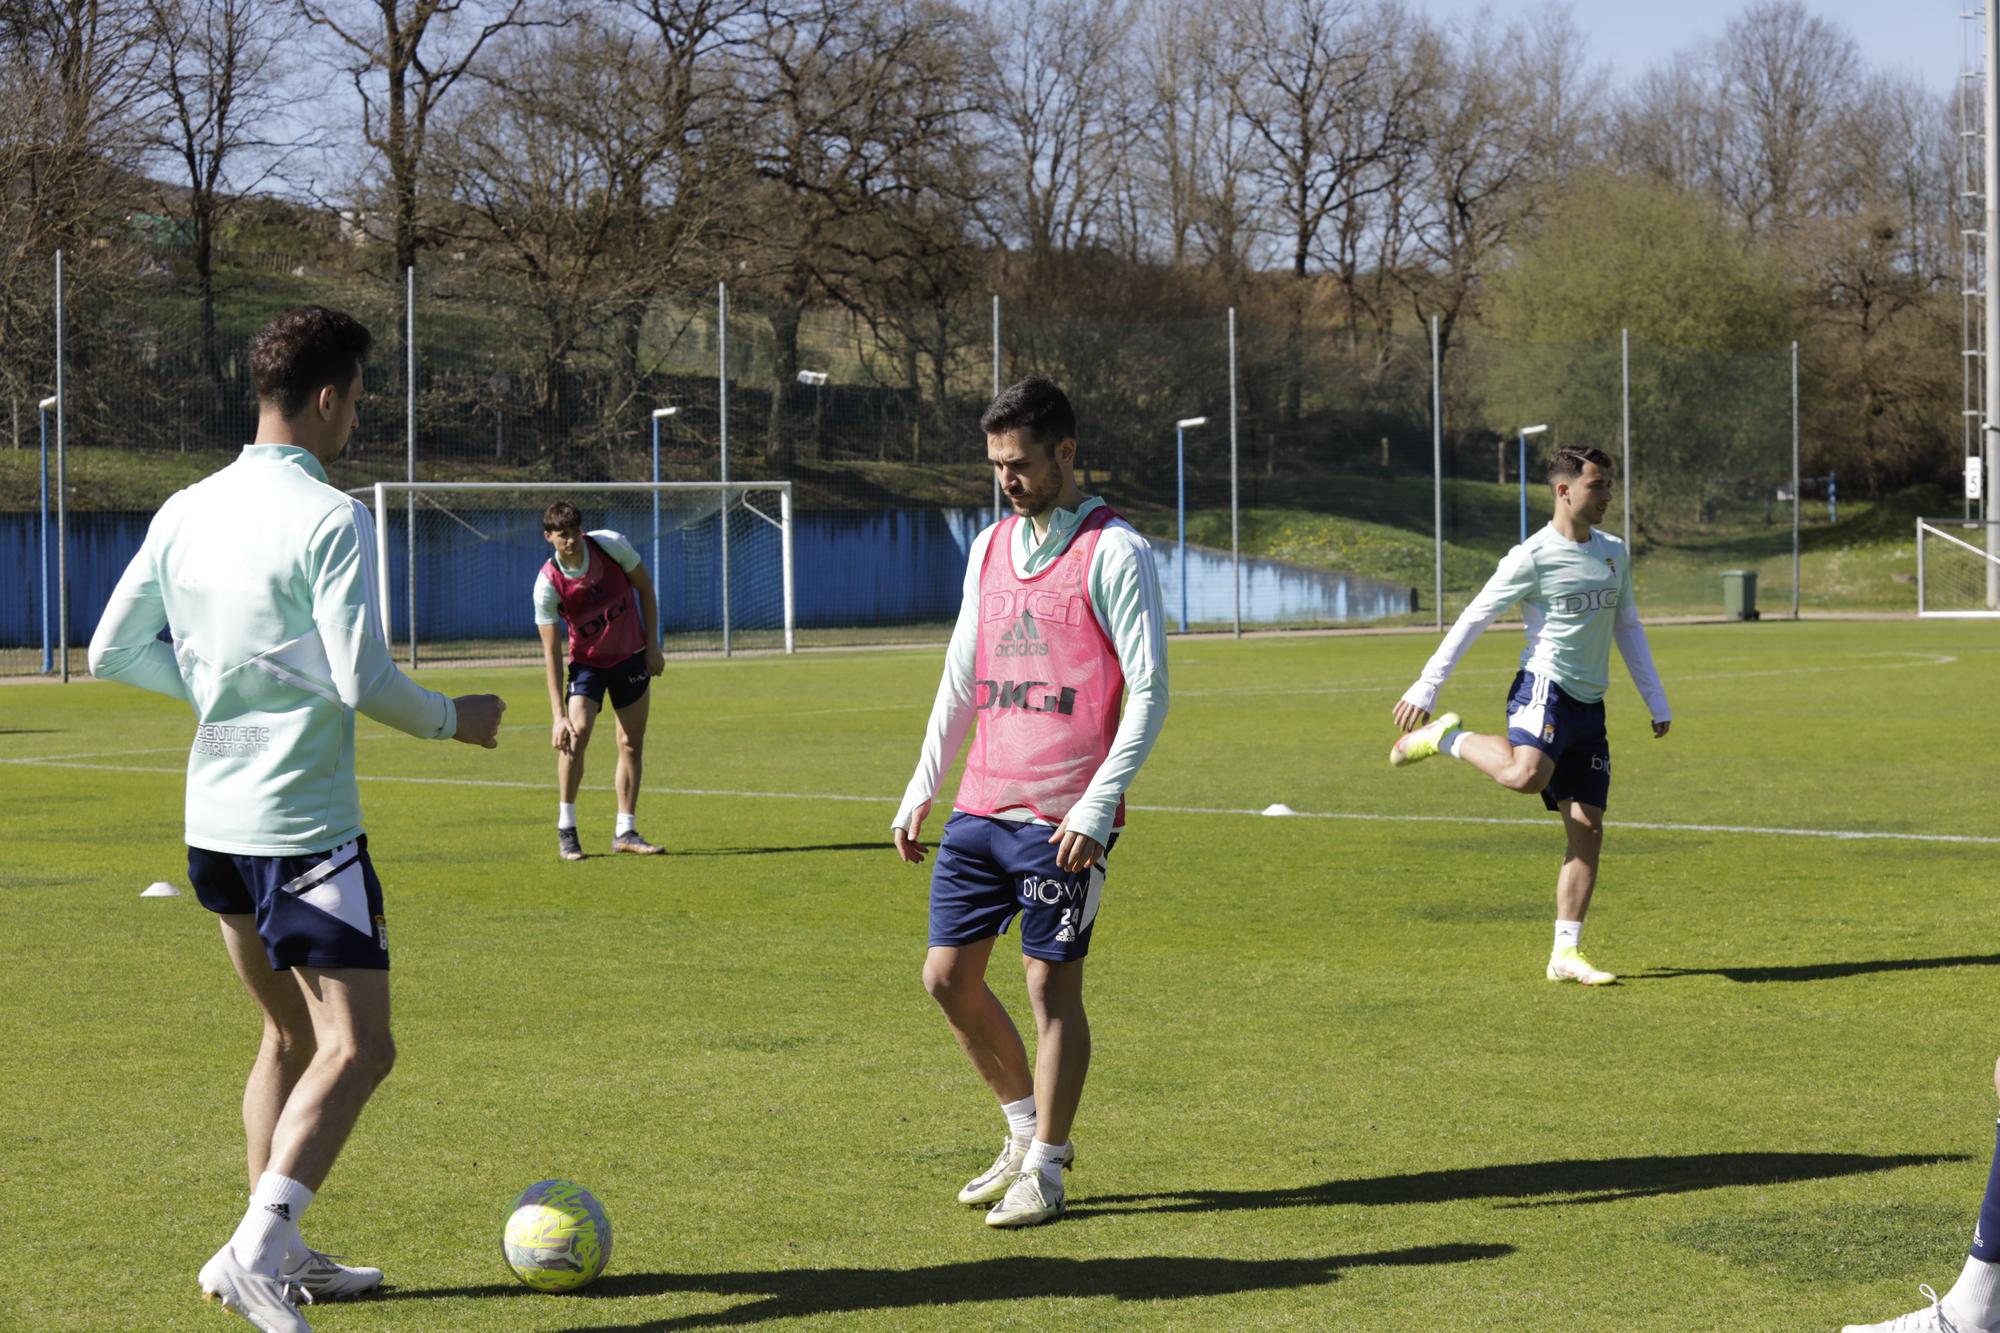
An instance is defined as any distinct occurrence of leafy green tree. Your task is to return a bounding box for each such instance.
[1478,171,1793,529]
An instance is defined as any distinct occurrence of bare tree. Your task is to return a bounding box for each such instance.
[141,0,314,390]
[297,0,541,272]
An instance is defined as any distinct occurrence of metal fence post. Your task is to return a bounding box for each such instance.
[55,249,67,681]
[1791,340,1801,619]
[1432,314,1443,632]
[405,265,417,668]
[991,293,1001,526]
[1620,327,1631,548]
[719,280,732,655]
[1229,307,1240,638]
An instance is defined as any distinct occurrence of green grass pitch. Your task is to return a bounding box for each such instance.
[3,619,1997,1330]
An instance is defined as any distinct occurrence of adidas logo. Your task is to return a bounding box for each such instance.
[265,1202,291,1222]
[994,610,1048,658]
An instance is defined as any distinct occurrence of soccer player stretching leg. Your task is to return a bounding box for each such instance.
[893,376,1168,1229]
[1389,445,1669,986]
[535,501,668,860]
[89,307,506,1332]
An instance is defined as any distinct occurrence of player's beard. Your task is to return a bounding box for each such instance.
[1009,467,1064,519]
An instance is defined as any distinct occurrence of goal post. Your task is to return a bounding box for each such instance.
[365,481,795,664]
[1917,517,2000,617]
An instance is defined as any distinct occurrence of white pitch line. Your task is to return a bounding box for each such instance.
[21,759,1999,846]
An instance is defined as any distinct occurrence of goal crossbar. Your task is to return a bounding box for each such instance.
[367,481,796,659]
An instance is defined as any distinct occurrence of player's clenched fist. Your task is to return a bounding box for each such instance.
[452,694,507,748]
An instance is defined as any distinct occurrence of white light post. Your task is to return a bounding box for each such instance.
[1516,424,1549,541]
[1176,415,1209,632]
[650,406,678,626]
[38,393,56,674]
[797,369,828,464]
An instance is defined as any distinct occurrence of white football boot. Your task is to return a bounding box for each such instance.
[200,1245,312,1332]
[985,1168,1067,1228]
[1842,1285,1990,1332]
[958,1139,1074,1205]
[203,1244,383,1302]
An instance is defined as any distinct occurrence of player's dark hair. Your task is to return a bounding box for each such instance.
[980,376,1076,452]
[249,306,372,419]
[1548,445,1613,486]
[542,500,582,532]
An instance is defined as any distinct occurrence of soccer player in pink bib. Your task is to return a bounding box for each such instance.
[535,501,668,860]
[892,376,1169,1229]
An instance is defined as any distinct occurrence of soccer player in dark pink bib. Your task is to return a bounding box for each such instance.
[893,377,1169,1228]
[535,501,668,860]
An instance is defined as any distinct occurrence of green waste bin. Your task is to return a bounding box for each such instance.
[1722,569,1759,621]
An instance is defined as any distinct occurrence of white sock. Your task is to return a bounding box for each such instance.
[1440,728,1467,758]
[1554,920,1583,952]
[557,803,577,831]
[1945,1253,2000,1327]
[1022,1138,1068,1187]
[230,1172,313,1274]
[1001,1094,1038,1146]
[616,812,637,836]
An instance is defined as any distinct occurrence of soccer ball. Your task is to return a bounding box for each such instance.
[501,1178,613,1292]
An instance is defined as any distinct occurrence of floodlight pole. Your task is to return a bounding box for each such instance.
[651,406,678,633]
[38,394,56,673]
[1516,424,1548,542]
[1176,416,1208,632]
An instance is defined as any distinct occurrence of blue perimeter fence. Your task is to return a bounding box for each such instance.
[3,507,1416,666]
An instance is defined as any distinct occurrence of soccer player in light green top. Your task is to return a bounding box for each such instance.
[89,307,506,1333]
[1388,446,1671,987]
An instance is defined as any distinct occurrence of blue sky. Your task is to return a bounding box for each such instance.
[1416,0,1966,96]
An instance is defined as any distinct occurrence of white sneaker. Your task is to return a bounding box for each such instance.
[200,1245,312,1332]
[1842,1285,1984,1332]
[958,1139,1074,1205]
[985,1169,1066,1228]
[1546,945,1616,986]
[203,1245,382,1302]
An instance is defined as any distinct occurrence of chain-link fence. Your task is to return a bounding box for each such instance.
[5,248,1835,676]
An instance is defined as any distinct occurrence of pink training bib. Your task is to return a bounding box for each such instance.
[543,537,645,667]
[955,506,1126,828]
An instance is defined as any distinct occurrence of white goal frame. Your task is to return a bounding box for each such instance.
[1917,517,2000,618]
[368,480,795,661]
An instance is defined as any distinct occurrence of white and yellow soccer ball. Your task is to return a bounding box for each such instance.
[502,1178,612,1292]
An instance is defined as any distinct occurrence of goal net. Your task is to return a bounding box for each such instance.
[1917,518,2000,618]
[365,482,794,664]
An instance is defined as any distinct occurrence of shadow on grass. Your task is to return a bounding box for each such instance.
[383,1244,1511,1327]
[1634,955,2000,984]
[1068,1152,1956,1218]
[671,842,884,858]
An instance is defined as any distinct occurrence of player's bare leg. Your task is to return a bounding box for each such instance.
[556,695,598,860]
[987,955,1086,1227]
[1450,732,1555,794]
[202,954,391,1310]
[924,938,1033,1102]
[610,691,663,854]
[220,914,316,1186]
[1548,799,1614,985]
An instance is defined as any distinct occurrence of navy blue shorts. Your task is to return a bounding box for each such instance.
[1504,670,1611,812]
[189,836,390,971]
[928,812,1118,963]
[568,651,650,710]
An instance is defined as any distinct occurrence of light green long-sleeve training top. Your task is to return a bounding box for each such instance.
[88,445,457,855]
